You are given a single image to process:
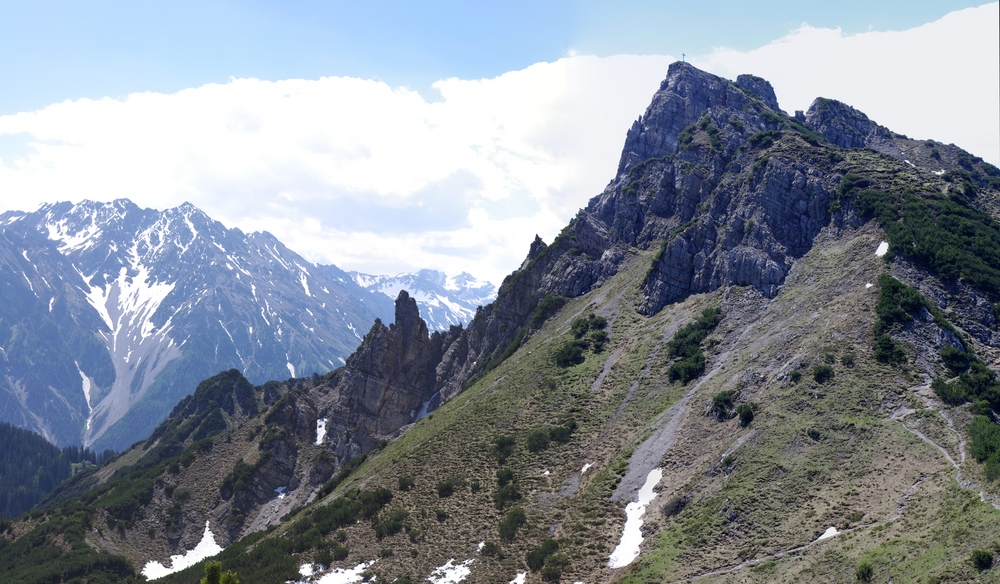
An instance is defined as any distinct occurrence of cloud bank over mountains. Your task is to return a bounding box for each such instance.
[0,3,996,286]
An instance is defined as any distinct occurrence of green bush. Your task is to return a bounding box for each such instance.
[496,468,514,487]
[373,507,409,539]
[666,307,722,384]
[812,365,834,383]
[856,562,874,582]
[532,295,566,327]
[823,353,835,364]
[663,495,687,517]
[590,330,609,352]
[526,539,559,571]
[493,483,522,509]
[498,507,527,541]
[736,403,755,427]
[668,353,706,384]
[932,378,967,405]
[436,478,458,498]
[314,547,332,567]
[527,429,551,452]
[969,416,1000,480]
[711,391,734,419]
[493,436,516,464]
[841,354,855,367]
[874,335,907,365]
[397,476,415,491]
[554,340,587,367]
[541,553,568,582]
[789,370,802,383]
[481,542,499,556]
[435,509,447,522]
[972,549,994,571]
[548,422,576,444]
[940,345,970,374]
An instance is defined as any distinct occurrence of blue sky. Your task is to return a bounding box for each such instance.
[0,2,997,284]
[0,1,985,114]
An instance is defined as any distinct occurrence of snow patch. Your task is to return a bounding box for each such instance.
[543,470,550,476]
[865,283,873,289]
[581,463,592,474]
[428,558,474,583]
[608,468,662,569]
[300,272,312,297]
[45,216,101,253]
[316,418,328,445]
[933,169,946,175]
[875,241,889,257]
[477,541,485,551]
[904,159,915,167]
[509,573,526,584]
[76,362,93,432]
[275,486,287,499]
[297,560,375,584]
[287,362,296,378]
[817,526,840,540]
[300,563,315,577]
[141,522,224,580]
[49,297,54,312]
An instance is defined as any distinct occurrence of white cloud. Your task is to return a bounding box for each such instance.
[0,56,670,285]
[0,4,995,286]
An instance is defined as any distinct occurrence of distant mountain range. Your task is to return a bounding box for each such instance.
[348,269,495,331]
[0,200,494,451]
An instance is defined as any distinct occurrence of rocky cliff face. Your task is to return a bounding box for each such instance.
[350,61,1000,405]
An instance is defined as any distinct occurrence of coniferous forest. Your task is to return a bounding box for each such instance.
[0,422,114,519]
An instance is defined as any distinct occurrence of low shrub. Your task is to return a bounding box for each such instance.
[554,340,587,367]
[663,495,687,517]
[874,335,907,365]
[841,354,855,367]
[436,478,460,498]
[498,507,526,542]
[526,539,559,572]
[812,364,834,383]
[972,549,994,571]
[711,391,734,419]
[856,562,874,582]
[527,429,551,453]
[736,403,755,427]
[496,468,514,487]
[493,436,516,464]
[940,345,970,374]
[481,542,499,556]
[493,483,522,509]
[532,295,566,327]
[397,476,415,491]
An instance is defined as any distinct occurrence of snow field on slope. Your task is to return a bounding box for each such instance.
[141,522,223,580]
[608,468,662,569]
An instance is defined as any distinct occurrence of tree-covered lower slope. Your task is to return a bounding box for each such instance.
[0,422,113,519]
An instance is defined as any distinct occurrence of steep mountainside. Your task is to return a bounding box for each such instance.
[349,269,496,331]
[0,200,394,450]
[2,62,999,584]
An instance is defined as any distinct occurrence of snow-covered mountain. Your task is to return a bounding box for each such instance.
[0,199,394,450]
[347,269,495,331]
